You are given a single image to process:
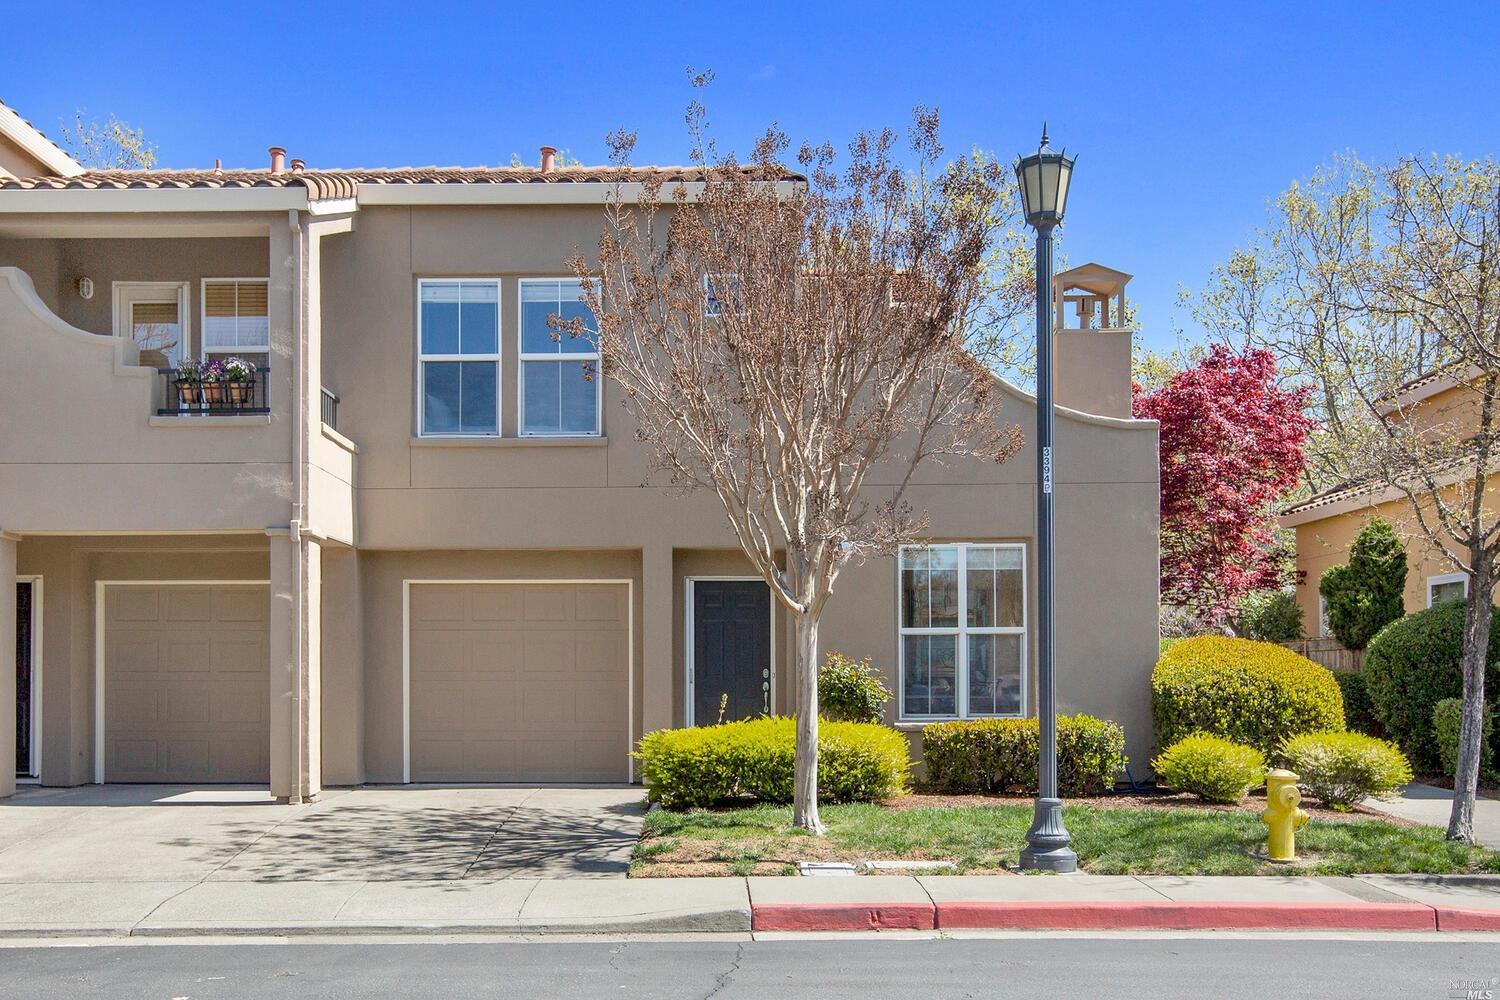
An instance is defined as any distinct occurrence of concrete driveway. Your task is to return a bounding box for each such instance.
[0,784,645,883]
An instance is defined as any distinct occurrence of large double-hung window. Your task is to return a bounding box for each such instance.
[519,278,601,436]
[419,279,500,436]
[899,543,1026,720]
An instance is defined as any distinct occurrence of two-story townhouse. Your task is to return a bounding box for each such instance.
[0,104,1160,802]
[1281,365,1497,632]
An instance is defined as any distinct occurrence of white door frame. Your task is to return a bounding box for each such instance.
[402,579,636,784]
[93,580,272,784]
[16,575,41,782]
[683,576,775,727]
[112,281,191,367]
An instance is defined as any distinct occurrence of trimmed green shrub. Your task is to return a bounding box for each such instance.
[1151,636,1345,754]
[1152,734,1266,804]
[634,716,909,809]
[818,651,892,724]
[1236,590,1304,643]
[1433,697,1494,777]
[1280,731,1413,810]
[1364,599,1500,769]
[1318,517,1408,651]
[1332,669,1383,736]
[921,715,1127,796]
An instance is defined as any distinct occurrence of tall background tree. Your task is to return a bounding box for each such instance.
[59,110,157,169]
[1132,345,1313,630]
[1203,153,1500,842]
[572,101,1026,833]
[1319,516,1409,650]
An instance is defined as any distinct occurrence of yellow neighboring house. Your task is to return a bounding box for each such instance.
[1280,367,1494,636]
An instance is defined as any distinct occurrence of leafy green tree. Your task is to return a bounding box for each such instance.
[60,110,157,169]
[1319,517,1409,650]
[1235,589,1304,642]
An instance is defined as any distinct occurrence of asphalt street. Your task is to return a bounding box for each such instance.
[2,936,1498,999]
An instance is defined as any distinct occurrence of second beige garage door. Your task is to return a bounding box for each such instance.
[103,584,270,783]
[407,582,630,782]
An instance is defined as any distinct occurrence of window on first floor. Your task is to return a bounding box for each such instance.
[519,278,600,436]
[419,279,501,435]
[1428,572,1468,607]
[899,543,1026,720]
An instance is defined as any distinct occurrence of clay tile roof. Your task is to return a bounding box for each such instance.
[0,164,800,201]
[1279,474,1379,518]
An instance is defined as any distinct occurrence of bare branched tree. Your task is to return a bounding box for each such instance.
[566,104,1025,832]
[60,109,157,170]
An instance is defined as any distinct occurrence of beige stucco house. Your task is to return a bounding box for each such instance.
[0,103,1160,801]
[1281,367,1494,632]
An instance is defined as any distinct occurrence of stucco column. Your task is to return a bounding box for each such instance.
[641,545,675,736]
[268,531,323,802]
[0,533,16,799]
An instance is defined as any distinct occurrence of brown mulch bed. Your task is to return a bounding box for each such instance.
[885,789,1419,826]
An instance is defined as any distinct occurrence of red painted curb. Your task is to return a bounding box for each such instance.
[934,900,1437,931]
[752,902,936,932]
[1435,907,1500,932]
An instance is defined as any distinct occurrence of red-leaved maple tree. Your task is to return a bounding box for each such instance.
[1132,345,1312,625]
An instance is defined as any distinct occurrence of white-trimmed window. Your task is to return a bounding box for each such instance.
[201,279,269,362]
[419,279,500,436]
[519,278,600,436]
[899,543,1026,720]
[704,272,743,317]
[1428,572,1468,607]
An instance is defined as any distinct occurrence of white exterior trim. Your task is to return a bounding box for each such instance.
[0,103,83,177]
[199,277,271,356]
[896,542,1029,724]
[0,188,308,213]
[1427,572,1469,607]
[112,280,190,365]
[415,277,504,438]
[516,277,602,438]
[92,579,272,784]
[16,575,41,781]
[401,579,636,784]
[683,576,776,727]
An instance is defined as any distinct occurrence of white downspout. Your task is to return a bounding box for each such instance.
[288,207,308,802]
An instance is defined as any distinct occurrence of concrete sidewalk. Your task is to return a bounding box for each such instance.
[1,873,1497,938]
[1362,783,1500,850]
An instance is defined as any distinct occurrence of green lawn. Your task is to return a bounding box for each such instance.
[632,802,1500,877]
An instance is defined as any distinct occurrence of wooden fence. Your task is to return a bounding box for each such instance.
[1283,637,1364,673]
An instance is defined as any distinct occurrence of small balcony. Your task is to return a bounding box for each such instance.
[157,364,271,417]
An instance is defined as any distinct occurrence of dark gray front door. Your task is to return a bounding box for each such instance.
[16,582,32,778]
[692,580,771,724]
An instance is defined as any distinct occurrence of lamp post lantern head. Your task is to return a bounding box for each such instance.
[1014,124,1076,229]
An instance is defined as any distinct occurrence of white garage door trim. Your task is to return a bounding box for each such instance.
[402,579,636,784]
[93,579,271,784]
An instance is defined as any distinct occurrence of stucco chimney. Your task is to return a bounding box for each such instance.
[289,158,305,173]
[539,146,557,173]
[268,146,286,175]
[1051,262,1135,419]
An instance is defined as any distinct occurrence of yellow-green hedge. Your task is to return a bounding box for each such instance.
[1152,636,1344,754]
[920,715,1127,796]
[634,717,910,809]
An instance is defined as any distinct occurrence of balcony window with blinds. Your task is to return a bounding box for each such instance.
[201,279,269,357]
[899,543,1027,720]
[519,278,601,436]
[419,279,501,436]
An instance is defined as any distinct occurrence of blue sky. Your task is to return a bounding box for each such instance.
[6,2,1498,351]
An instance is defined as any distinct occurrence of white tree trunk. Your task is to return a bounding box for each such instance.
[1448,565,1494,843]
[791,610,826,835]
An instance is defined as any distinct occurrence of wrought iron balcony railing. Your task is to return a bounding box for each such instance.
[158,367,271,416]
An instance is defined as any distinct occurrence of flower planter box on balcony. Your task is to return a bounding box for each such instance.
[159,365,270,416]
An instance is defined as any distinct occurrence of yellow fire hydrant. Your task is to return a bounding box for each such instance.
[1261,768,1309,862]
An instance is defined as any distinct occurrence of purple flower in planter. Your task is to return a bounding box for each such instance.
[201,359,226,383]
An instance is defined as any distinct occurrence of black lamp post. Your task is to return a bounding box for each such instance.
[1015,126,1078,873]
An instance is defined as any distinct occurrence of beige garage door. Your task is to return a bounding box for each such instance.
[408,583,630,782]
[103,584,270,783]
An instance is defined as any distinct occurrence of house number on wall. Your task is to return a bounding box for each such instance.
[1042,446,1053,495]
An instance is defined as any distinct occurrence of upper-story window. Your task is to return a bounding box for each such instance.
[519,278,600,436]
[202,279,269,364]
[419,279,500,436]
[899,543,1027,721]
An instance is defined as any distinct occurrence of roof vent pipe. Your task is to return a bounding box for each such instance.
[539,146,557,174]
[268,146,286,175]
[289,158,305,173]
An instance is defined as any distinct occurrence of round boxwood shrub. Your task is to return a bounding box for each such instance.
[1151,636,1345,754]
[1280,730,1413,810]
[1152,733,1266,803]
[920,714,1127,796]
[1363,599,1500,769]
[634,716,910,809]
[818,651,892,724]
[1236,590,1304,643]
[1331,669,1383,736]
[1433,697,1494,777]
